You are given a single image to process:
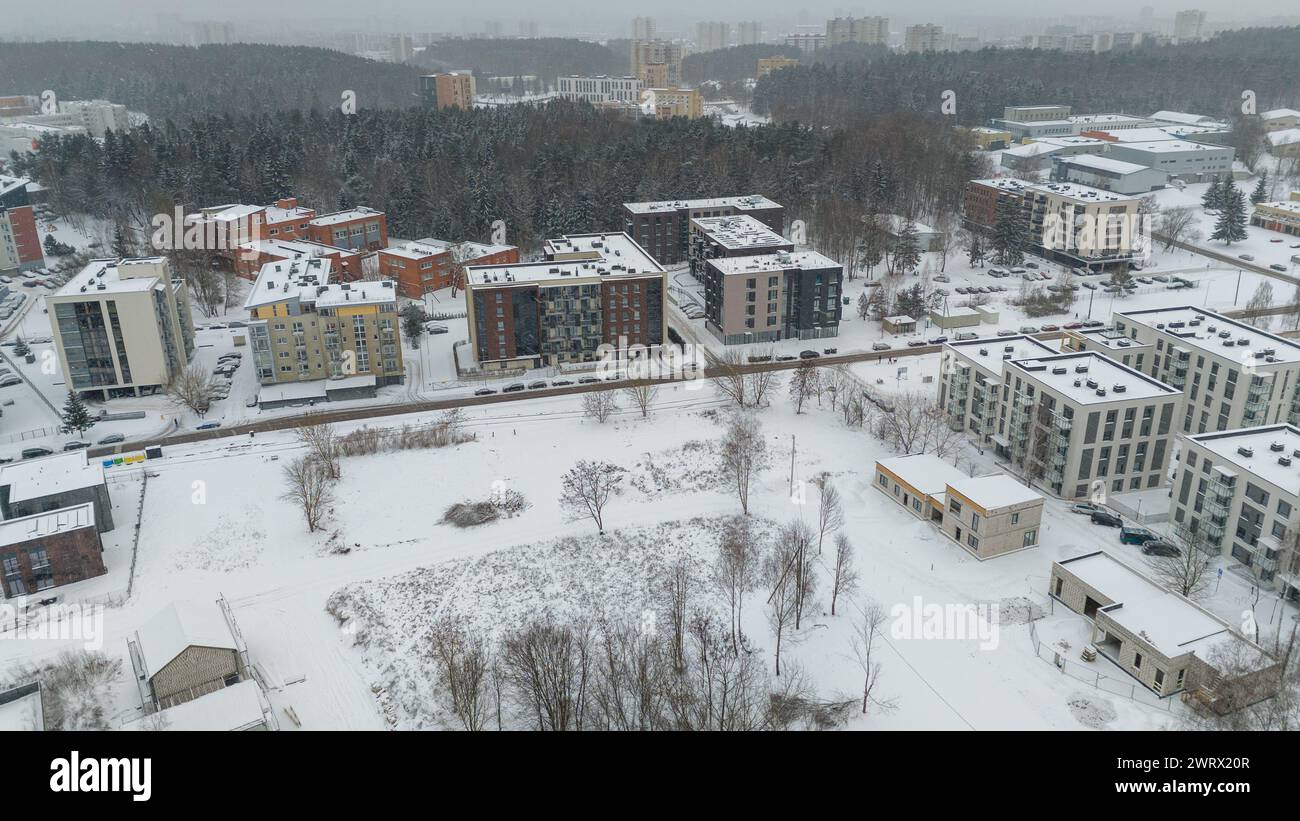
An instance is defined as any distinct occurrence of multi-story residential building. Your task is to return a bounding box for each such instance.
[1060,326,1154,370]
[0,175,43,274]
[420,73,476,110]
[1170,424,1299,598]
[631,16,656,40]
[0,503,104,599]
[1050,154,1169,195]
[687,214,793,277]
[186,196,320,271]
[0,95,37,118]
[1173,9,1206,42]
[245,257,404,399]
[1104,140,1234,181]
[781,33,826,54]
[622,195,785,265]
[1003,105,1074,123]
[647,87,703,120]
[1,99,129,139]
[967,127,1012,150]
[903,24,944,54]
[556,75,643,104]
[1112,307,1300,433]
[378,238,518,298]
[702,250,842,344]
[825,16,889,46]
[466,232,666,370]
[695,21,730,52]
[232,237,363,280]
[757,57,799,77]
[1250,194,1300,237]
[306,207,387,252]
[48,258,195,400]
[631,40,683,87]
[942,340,1182,499]
[0,450,115,533]
[736,21,763,46]
[1261,108,1300,132]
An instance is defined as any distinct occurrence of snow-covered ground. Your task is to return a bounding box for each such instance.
[2,380,1291,730]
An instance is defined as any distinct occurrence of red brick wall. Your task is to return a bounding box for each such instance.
[7,204,44,266]
[0,526,105,598]
[307,213,388,251]
[601,277,656,348]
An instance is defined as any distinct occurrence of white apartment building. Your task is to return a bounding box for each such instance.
[1113,307,1300,433]
[695,21,730,52]
[1171,424,1299,598]
[941,339,1182,499]
[1174,9,1207,42]
[48,258,195,399]
[903,24,944,53]
[825,16,889,46]
[556,76,643,104]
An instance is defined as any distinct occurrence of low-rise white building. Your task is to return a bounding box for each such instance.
[1105,140,1235,181]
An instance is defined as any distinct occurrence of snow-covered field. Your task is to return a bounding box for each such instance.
[4,378,1291,730]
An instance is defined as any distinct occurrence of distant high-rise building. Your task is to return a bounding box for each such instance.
[903,23,944,54]
[825,16,889,47]
[782,32,826,55]
[1174,9,1206,42]
[518,20,539,39]
[421,73,476,110]
[632,16,656,40]
[631,40,683,86]
[483,20,502,38]
[695,21,730,52]
[190,20,234,45]
[736,21,763,46]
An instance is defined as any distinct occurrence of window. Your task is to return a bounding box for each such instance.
[1133,652,1143,670]
[1054,577,1063,597]
[1023,529,1037,548]
[1010,512,1020,525]
[878,473,888,487]
[1153,668,1165,692]
[949,499,962,515]
[966,534,979,551]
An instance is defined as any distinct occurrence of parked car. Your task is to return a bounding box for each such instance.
[503,383,526,393]
[195,421,221,430]
[1152,275,1170,282]
[1063,322,1083,330]
[1081,282,1097,290]
[1270,264,1287,272]
[1238,254,1255,261]
[245,397,259,408]
[62,441,90,451]
[1141,540,1181,558]
[1019,325,1039,334]
[955,287,970,294]
[995,329,1016,337]
[927,336,948,345]
[776,354,797,361]
[799,350,820,359]
[21,447,53,459]
[577,376,601,384]
[96,433,126,445]
[527,380,549,389]
[1039,324,1060,332]
[822,347,838,355]
[907,340,927,347]
[1011,267,1026,274]
[933,275,950,283]
[1082,320,1104,328]
[1119,525,1155,545]
[871,342,892,351]
[551,380,573,387]
[429,326,450,334]
[473,388,497,396]
[1025,262,1039,269]
[954,332,978,341]
[1090,510,1123,527]
[0,376,22,388]
[1071,502,1103,515]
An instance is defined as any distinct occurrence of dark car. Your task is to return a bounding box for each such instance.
[62,441,91,451]
[799,350,820,359]
[577,376,601,384]
[97,433,126,445]
[503,383,526,393]
[1063,322,1083,330]
[527,380,549,389]
[927,336,948,345]
[551,380,573,387]
[822,347,838,355]
[1141,540,1181,558]
[1119,525,1155,545]
[473,388,497,396]
[1082,320,1104,328]
[777,354,797,362]
[1091,510,1123,527]
[907,340,928,347]
[195,421,221,430]
[21,447,53,459]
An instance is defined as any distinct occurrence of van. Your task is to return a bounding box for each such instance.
[954,332,979,341]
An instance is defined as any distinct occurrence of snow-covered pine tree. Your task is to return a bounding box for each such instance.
[61,390,95,435]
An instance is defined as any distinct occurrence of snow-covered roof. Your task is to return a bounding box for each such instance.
[259,381,327,403]
[1185,424,1300,499]
[0,452,106,503]
[1054,154,1154,175]
[308,207,383,227]
[543,232,663,273]
[1261,108,1300,121]
[1116,306,1300,365]
[707,250,840,276]
[312,279,399,309]
[0,174,31,199]
[944,334,1057,379]
[1109,139,1231,154]
[53,258,168,298]
[1008,352,1179,404]
[623,195,781,215]
[884,315,916,324]
[1149,110,1218,126]
[124,680,268,731]
[876,453,967,497]
[244,256,331,309]
[453,240,516,261]
[472,233,662,286]
[380,240,451,261]
[946,474,1042,511]
[136,600,239,679]
[0,503,95,549]
[1267,128,1300,148]
[1073,327,1151,351]
[0,683,43,732]
[1028,180,1140,204]
[691,215,790,251]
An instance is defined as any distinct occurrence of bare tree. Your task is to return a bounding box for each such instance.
[281,456,335,532]
[867,389,961,458]
[830,534,859,617]
[1157,205,1201,250]
[780,519,818,630]
[621,383,660,418]
[712,516,762,655]
[850,601,889,714]
[499,617,593,731]
[582,390,620,423]
[589,619,672,730]
[788,360,821,414]
[813,475,844,555]
[166,362,216,415]
[708,349,749,407]
[431,617,495,731]
[718,413,769,515]
[558,460,627,533]
[298,423,342,480]
[665,553,690,673]
[1244,281,1274,328]
[764,541,800,677]
[1149,525,1214,599]
[747,364,782,408]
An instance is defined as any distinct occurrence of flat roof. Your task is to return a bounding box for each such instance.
[1184,424,1300,498]
[54,257,166,298]
[1116,306,1300,365]
[244,256,331,309]
[308,207,382,227]
[1261,108,1300,120]
[1150,110,1219,125]
[690,215,790,250]
[947,473,1042,510]
[0,452,105,503]
[1056,154,1155,175]
[945,335,1057,379]
[381,240,451,260]
[1110,139,1232,154]
[1008,352,1179,404]
[876,453,967,497]
[0,502,95,549]
[1268,129,1300,147]
[1074,327,1153,350]
[0,174,30,199]
[707,250,840,276]
[1027,181,1139,204]
[312,279,399,308]
[124,680,267,731]
[542,232,663,273]
[1256,199,1300,214]
[623,195,781,215]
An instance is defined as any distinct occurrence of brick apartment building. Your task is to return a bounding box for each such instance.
[378,239,519,298]
[465,232,666,370]
[622,195,785,265]
[306,207,387,252]
[0,503,105,598]
[232,238,364,280]
[421,73,476,110]
[0,175,44,274]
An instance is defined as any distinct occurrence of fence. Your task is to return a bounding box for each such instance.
[1028,618,1185,714]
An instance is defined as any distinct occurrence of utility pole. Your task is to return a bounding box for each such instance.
[788,434,796,495]
[1233,267,1243,306]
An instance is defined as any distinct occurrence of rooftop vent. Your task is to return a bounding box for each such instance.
[1270,442,1285,452]
[1095,388,1107,397]
[1075,364,1089,373]
[1237,446,1254,458]
[1052,366,1067,375]
[1280,457,1293,467]
[1073,379,1082,387]
[1112,384,1127,393]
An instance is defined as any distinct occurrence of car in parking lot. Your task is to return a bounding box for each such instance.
[1137,277,1153,284]
[907,340,927,347]
[473,388,497,396]
[1152,275,1169,282]
[195,421,221,430]
[1019,325,1039,334]
[1119,525,1155,545]
[822,347,837,355]
[1070,502,1102,515]
[97,433,126,445]
[995,329,1016,336]
[1039,324,1059,332]
[1063,322,1083,330]
[429,325,450,334]
[62,441,90,451]
[1024,262,1038,269]
[955,286,969,294]
[246,396,259,408]
[551,380,573,387]
[21,447,53,459]
[1081,281,1097,290]
[1010,267,1026,274]
[1090,510,1123,527]
[871,342,892,351]
[933,275,950,283]
[927,336,948,345]
[577,376,601,384]
[1141,540,1181,558]
[1270,264,1287,272]
[1082,319,1104,328]
[0,376,22,388]
[503,383,526,393]
[527,380,549,389]
[799,350,820,359]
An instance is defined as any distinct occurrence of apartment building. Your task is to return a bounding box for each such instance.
[757,57,799,78]
[48,258,195,399]
[0,175,43,274]
[826,16,889,46]
[378,239,518,298]
[622,195,785,265]
[1261,108,1300,132]
[0,450,115,533]
[466,232,666,370]
[903,24,944,53]
[1170,425,1299,596]
[1104,140,1235,181]
[702,250,842,345]
[1113,307,1300,433]
[245,257,404,398]
[1173,9,1207,42]
[232,237,364,280]
[0,503,103,599]
[1050,154,1169,195]
[695,21,730,52]
[1059,326,1154,370]
[421,73,476,110]
[631,40,683,87]
[1251,196,1300,237]
[939,334,1058,444]
[631,16,656,40]
[647,87,703,120]
[688,215,793,277]
[782,33,826,54]
[736,21,763,46]
[306,207,387,252]
[556,75,643,104]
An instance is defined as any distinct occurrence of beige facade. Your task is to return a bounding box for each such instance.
[941,475,1043,558]
[648,87,702,119]
[757,57,799,77]
[48,257,194,399]
[151,644,245,710]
